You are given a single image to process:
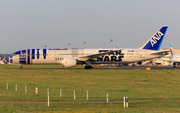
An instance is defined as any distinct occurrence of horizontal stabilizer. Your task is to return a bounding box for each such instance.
[150,51,169,55]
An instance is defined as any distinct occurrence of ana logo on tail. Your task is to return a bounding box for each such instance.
[142,25,168,50]
[150,31,164,47]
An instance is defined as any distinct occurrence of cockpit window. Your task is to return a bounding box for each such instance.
[22,50,26,54]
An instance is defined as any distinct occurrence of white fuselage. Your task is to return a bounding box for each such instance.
[10,48,164,65]
[171,55,180,62]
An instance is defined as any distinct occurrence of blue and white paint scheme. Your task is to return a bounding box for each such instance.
[8,26,169,69]
[169,42,180,68]
[141,26,168,50]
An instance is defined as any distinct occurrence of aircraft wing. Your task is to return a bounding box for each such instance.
[150,51,169,55]
[78,49,123,59]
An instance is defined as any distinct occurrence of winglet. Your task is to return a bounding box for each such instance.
[142,25,168,50]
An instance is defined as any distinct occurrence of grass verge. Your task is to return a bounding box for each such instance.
[0,68,180,112]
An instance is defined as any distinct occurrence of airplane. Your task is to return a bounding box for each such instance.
[150,58,172,66]
[7,25,169,69]
[169,42,180,68]
[0,56,6,64]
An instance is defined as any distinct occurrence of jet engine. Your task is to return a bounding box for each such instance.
[61,57,77,67]
[137,61,142,65]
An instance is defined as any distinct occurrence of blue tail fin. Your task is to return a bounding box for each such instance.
[116,44,119,48]
[142,25,168,50]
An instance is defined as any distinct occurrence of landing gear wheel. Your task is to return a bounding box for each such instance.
[173,62,177,68]
[132,63,135,67]
[118,64,121,67]
[85,66,93,69]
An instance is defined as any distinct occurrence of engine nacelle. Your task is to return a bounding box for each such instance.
[61,57,77,67]
[137,61,142,65]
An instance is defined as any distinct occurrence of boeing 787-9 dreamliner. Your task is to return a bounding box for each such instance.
[8,26,169,69]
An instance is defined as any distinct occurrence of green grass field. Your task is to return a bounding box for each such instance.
[0,64,180,112]
[0,64,83,69]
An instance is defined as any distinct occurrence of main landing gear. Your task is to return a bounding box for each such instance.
[85,66,93,69]
[132,63,135,67]
[173,62,177,68]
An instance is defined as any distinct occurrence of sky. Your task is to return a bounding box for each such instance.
[1,0,180,54]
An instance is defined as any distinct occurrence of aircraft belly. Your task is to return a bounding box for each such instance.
[92,61,123,64]
[31,59,58,64]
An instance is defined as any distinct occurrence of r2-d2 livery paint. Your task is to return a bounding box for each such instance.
[8,48,72,64]
[7,25,169,69]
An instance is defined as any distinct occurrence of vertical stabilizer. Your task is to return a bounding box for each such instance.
[142,26,168,50]
[116,44,119,49]
[169,42,175,60]
[2,56,6,62]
